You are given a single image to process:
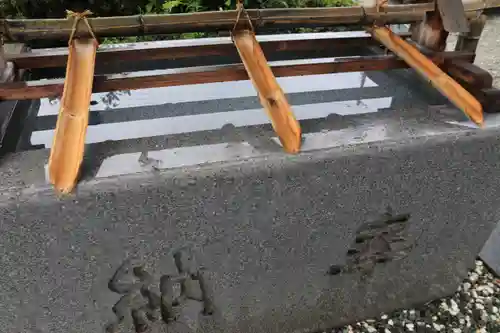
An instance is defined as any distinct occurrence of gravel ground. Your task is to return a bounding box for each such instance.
[334,261,500,332]
[334,13,500,333]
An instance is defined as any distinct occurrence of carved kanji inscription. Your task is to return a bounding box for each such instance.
[329,208,418,276]
[106,249,214,333]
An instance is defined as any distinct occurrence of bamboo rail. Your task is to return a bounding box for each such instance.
[0,4,435,42]
[0,51,475,101]
[4,0,499,42]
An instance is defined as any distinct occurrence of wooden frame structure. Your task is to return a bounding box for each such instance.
[1,1,500,192]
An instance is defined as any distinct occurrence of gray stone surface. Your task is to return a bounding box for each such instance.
[480,223,500,275]
[446,11,500,278]
[475,12,500,278]
[3,114,500,333]
[2,37,500,333]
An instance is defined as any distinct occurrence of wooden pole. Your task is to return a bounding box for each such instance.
[232,30,301,154]
[48,38,98,193]
[370,26,483,126]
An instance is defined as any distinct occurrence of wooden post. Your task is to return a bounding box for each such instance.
[455,14,487,54]
[232,29,301,154]
[0,42,14,82]
[371,26,483,126]
[1,43,25,82]
[410,10,449,52]
[0,43,27,156]
[0,42,5,74]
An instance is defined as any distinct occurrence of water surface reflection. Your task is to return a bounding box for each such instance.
[21,60,457,181]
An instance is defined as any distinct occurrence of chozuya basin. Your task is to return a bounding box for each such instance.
[1,51,500,333]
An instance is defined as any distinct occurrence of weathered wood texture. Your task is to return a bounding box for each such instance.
[0,45,5,74]
[436,0,469,33]
[411,10,449,51]
[441,58,500,113]
[371,26,483,125]
[0,43,25,154]
[48,38,98,193]
[442,58,493,89]
[233,30,301,153]
[479,88,500,113]
[0,4,435,42]
[0,45,14,83]
[0,51,475,101]
[5,32,410,69]
[455,14,487,53]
